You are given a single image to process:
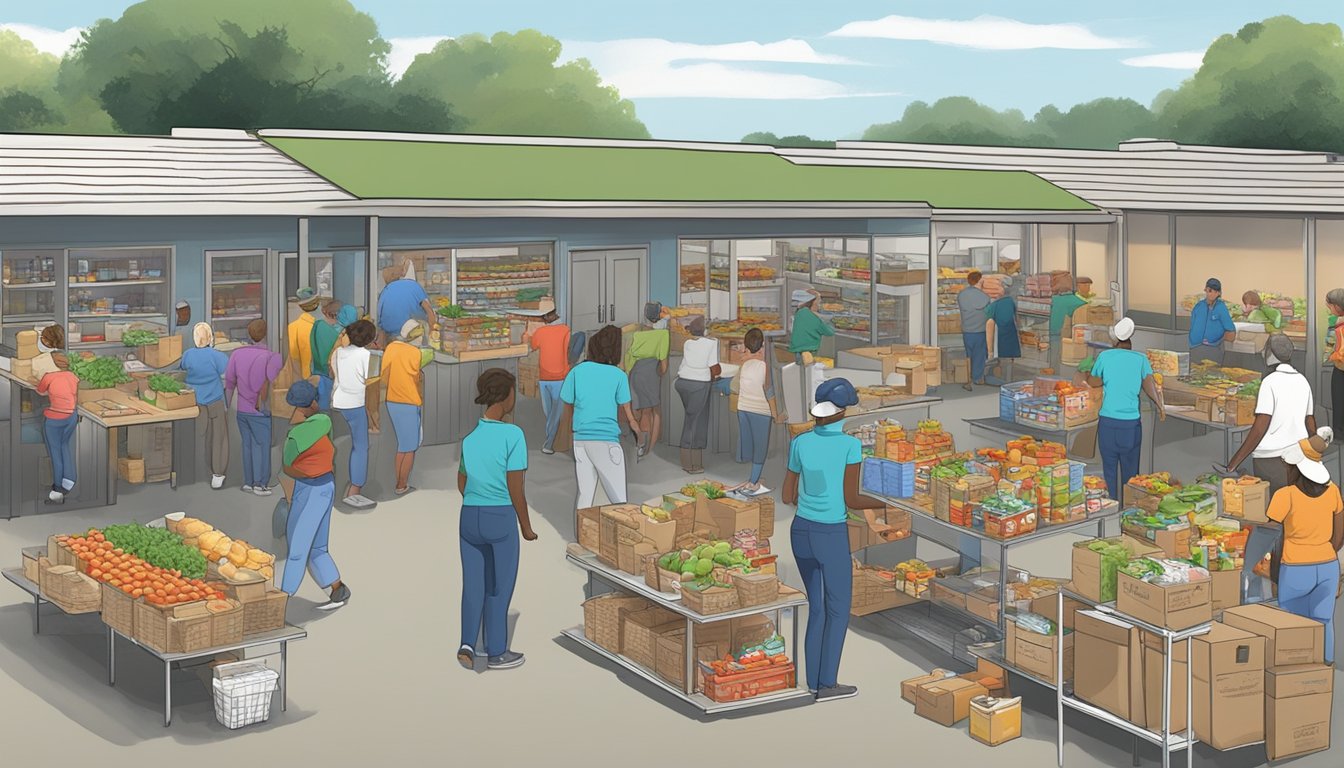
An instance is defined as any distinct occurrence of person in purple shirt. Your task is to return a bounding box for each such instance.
[225,319,284,496]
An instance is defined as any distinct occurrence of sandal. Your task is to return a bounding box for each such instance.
[394,486,417,497]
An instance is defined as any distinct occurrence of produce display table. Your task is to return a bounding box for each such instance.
[964,416,1098,464]
[3,566,305,727]
[563,550,813,714]
[1143,405,1249,475]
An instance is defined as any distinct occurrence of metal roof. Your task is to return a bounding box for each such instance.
[0,128,354,216]
[779,139,1344,214]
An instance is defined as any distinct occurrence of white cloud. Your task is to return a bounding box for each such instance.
[562,38,890,100]
[1121,50,1204,70]
[387,36,450,79]
[828,14,1140,51]
[0,23,83,56]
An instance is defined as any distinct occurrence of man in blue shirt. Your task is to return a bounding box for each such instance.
[783,377,892,703]
[1088,318,1166,499]
[1189,277,1237,365]
[377,261,438,344]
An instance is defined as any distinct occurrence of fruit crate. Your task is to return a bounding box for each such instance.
[702,662,797,703]
[679,585,739,616]
[730,570,779,608]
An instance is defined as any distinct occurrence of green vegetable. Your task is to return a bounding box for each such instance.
[122,329,160,348]
[69,355,131,388]
[437,304,467,319]
[147,374,183,394]
[101,523,207,580]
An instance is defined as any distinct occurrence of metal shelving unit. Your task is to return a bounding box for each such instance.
[563,551,813,714]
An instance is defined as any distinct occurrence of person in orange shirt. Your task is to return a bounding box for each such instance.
[382,319,433,496]
[525,298,570,454]
[287,287,322,379]
[35,325,80,504]
[1269,433,1344,665]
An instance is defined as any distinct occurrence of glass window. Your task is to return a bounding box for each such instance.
[678,239,709,309]
[733,239,783,330]
[1126,213,1173,328]
[1174,216,1304,339]
[1075,224,1117,300]
[874,235,929,344]
[1314,219,1344,358]
[67,247,172,351]
[934,223,1025,341]
[1,249,61,348]
[450,244,552,315]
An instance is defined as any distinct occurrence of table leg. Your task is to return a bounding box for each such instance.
[1131,736,1140,767]
[683,617,694,696]
[790,607,800,689]
[108,627,115,686]
[163,660,172,727]
[281,641,288,712]
[32,594,39,635]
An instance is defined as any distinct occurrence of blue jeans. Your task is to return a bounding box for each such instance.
[316,374,333,411]
[791,516,851,690]
[460,504,521,657]
[963,332,987,384]
[282,474,340,595]
[43,413,78,491]
[539,380,564,450]
[335,406,369,487]
[236,412,272,488]
[1098,416,1143,500]
[1279,560,1340,664]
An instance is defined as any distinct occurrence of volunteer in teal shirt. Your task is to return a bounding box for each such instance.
[1087,318,1166,500]
[783,377,891,703]
[1048,277,1089,372]
[560,325,641,508]
[457,368,537,672]
[789,289,834,362]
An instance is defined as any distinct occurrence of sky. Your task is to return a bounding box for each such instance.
[3,0,1343,141]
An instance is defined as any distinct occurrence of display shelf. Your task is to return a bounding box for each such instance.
[69,312,165,320]
[882,496,1116,552]
[66,279,166,288]
[3,313,52,323]
[559,627,813,714]
[2,282,57,290]
[210,277,263,286]
[1062,695,1196,751]
[867,599,987,658]
[813,275,871,291]
[213,312,263,322]
[965,416,1099,450]
[456,277,552,287]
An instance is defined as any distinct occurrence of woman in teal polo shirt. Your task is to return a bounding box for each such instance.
[1087,318,1166,499]
[561,325,642,507]
[783,377,893,703]
[788,289,834,363]
[457,368,539,672]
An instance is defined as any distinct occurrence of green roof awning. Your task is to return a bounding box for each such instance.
[263,137,1096,212]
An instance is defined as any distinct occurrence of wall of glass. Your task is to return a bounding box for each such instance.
[1173,216,1305,342]
[933,222,1027,347]
[1317,220,1344,361]
[372,243,554,317]
[1126,213,1174,329]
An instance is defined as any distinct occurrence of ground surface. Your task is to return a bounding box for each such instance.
[0,384,1339,766]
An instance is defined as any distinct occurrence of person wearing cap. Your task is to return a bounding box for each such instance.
[525,298,571,454]
[225,319,283,496]
[377,260,437,341]
[1087,317,1166,499]
[957,271,991,390]
[783,377,896,702]
[788,288,834,363]
[1048,276,1090,374]
[35,325,79,504]
[675,315,720,473]
[281,380,351,611]
[1188,277,1237,365]
[562,325,641,507]
[309,299,345,411]
[1218,333,1320,601]
[1267,433,1343,665]
[287,288,322,380]
[625,302,670,457]
[331,319,378,509]
[382,319,434,496]
[181,322,230,489]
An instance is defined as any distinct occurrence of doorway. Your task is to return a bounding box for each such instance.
[568,248,648,336]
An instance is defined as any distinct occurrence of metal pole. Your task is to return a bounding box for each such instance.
[1185,636,1193,768]
[281,640,289,712]
[297,217,310,288]
[792,606,801,691]
[32,595,38,634]
[1056,589,1065,768]
[108,627,115,685]
[997,542,1009,635]
[164,660,172,727]
[1162,632,1172,768]
[684,617,694,696]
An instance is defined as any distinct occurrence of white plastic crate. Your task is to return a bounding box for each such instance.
[212,660,279,729]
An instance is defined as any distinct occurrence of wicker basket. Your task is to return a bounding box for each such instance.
[211,600,245,646]
[643,555,662,591]
[134,600,213,654]
[582,593,648,653]
[620,607,680,669]
[37,560,101,614]
[680,585,739,616]
[616,529,645,574]
[730,571,779,608]
[242,590,288,636]
[100,581,137,635]
[756,496,776,539]
[577,507,601,554]
[658,566,683,595]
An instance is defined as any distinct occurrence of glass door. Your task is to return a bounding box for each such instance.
[206,250,266,345]
[309,250,369,315]
[1,249,61,348]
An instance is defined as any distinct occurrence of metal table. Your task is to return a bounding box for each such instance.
[5,567,306,727]
[1142,405,1251,475]
[964,416,1099,463]
[563,551,813,714]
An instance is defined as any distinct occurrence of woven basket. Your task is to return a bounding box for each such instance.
[755,496,775,539]
[616,529,645,574]
[582,594,648,653]
[680,585,739,616]
[211,600,245,646]
[242,590,287,636]
[100,581,136,635]
[730,571,779,608]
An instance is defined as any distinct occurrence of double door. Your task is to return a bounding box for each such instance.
[569,249,648,336]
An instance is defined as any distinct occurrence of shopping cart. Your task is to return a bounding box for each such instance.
[212,660,279,729]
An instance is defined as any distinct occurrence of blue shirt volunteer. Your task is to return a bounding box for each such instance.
[377,279,430,335]
[787,421,863,524]
[1188,299,1235,349]
[1091,348,1153,421]
[180,347,229,405]
[560,361,631,443]
[460,418,528,506]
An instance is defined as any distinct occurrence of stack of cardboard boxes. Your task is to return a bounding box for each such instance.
[903,659,1011,727]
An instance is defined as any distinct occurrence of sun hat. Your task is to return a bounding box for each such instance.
[511,297,557,317]
[811,377,859,419]
[192,322,214,349]
[1113,317,1135,342]
[294,286,321,311]
[285,380,318,408]
[1284,435,1331,484]
[175,300,190,310]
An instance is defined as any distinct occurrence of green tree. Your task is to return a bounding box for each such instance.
[863,97,1052,146]
[397,30,649,139]
[1159,16,1344,151]
[1033,98,1157,149]
[0,28,63,130]
[741,131,833,148]
[59,0,390,133]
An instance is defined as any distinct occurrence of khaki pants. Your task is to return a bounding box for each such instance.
[200,399,229,477]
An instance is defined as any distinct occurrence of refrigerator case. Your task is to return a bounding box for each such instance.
[1,250,59,349]
[453,247,553,315]
[207,251,267,344]
[66,248,172,349]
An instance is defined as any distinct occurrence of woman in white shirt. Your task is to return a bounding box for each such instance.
[674,315,720,473]
[331,319,377,509]
[730,328,779,497]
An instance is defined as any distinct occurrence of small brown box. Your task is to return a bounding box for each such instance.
[241,588,288,635]
[117,457,146,484]
[915,677,989,727]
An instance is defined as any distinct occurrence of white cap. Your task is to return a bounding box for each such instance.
[792,289,817,305]
[1113,317,1135,342]
[175,300,190,310]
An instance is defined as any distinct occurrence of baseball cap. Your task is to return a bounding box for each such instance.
[811,377,859,418]
[285,380,318,408]
[174,300,190,310]
[1205,278,1221,293]
[1113,317,1135,342]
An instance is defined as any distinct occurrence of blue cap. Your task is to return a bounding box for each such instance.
[337,305,358,327]
[812,377,858,418]
[1205,278,1221,293]
[285,380,318,408]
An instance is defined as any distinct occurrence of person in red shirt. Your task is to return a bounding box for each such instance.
[280,380,350,611]
[35,324,80,504]
[525,298,571,454]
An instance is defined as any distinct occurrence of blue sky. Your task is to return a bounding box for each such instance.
[4,1,1342,140]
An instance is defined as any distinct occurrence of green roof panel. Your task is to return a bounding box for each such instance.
[264,137,1095,211]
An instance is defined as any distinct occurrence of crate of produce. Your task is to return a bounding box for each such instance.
[730,570,780,608]
[1000,382,1035,422]
[212,660,279,730]
[38,559,102,614]
[101,581,137,635]
[135,599,213,653]
[977,494,1039,539]
[702,662,797,703]
[582,593,649,653]
[932,471,995,524]
[679,584,739,616]
[242,588,288,636]
[1147,349,1190,378]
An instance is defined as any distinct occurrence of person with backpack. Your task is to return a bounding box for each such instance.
[225,319,283,496]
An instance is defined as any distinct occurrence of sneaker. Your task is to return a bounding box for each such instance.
[541,446,556,455]
[211,474,225,490]
[815,684,858,703]
[47,490,65,503]
[748,485,772,497]
[253,486,273,497]
[241,485,255,493]
[487,651,526,670]
[457,645,475,670]
[961,383,973,392]
[315,583,350,611]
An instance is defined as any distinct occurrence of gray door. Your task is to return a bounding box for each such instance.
[569,248,647,336]
[607,249,646,328]
[570,252,605,336]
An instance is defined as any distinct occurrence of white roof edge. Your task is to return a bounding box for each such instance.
[311,199,933,219]
[258,128,777,154]
[834,139,1338,161]
[0,202,351,217]
[169,127,254,140]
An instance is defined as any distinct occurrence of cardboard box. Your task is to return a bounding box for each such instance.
[915,677,989,726]
[1006,620,1074,683]
[1061,339,1088,365]
[1074,610,1146,725]
[699,497,760,539]
[1141,637,1189,734]
[1071,537,1163,603]
[1029,594,1087,630]
[944,358,971,385]
[969,695,1023,746]
[1208,569,1241,613]
[1221,604,1324,667]
[636,515,676,554]
[1192,622,1265,751]
[902,670,952,704]
[890,360,928,396]
[1221,478,1269,523]
[1121,527,1191,561]
[1265,664,1333,760]
[1117,571,1212,631]
[139,335,183,368]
